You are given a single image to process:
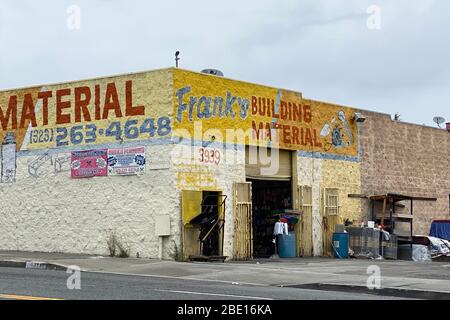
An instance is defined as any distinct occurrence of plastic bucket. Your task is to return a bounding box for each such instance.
[332,232,349,259]
[277,232,297,258]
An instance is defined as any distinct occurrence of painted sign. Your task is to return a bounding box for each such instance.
[1,133,17,183]
[0,70,172,153]
[0,68,358,159]
[173,69,359,158]
[71,149,107,179]
[107,146,146,176]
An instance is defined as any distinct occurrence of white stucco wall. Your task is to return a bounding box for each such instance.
[0,143,181,259]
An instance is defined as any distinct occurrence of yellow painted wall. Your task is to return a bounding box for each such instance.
[173,69,359,158]
[320,159,361,256]
[321,159,362,224]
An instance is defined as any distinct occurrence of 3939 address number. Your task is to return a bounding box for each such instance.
[199,147,221,165]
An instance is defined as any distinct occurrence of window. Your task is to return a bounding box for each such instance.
[325,188,340,216]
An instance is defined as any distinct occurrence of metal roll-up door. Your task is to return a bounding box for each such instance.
[245,146,292,181]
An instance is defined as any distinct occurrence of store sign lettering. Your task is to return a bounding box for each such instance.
[0,77,173,151]
[175,86,250,123]
[0,81,143,130]
[174,86,324,148]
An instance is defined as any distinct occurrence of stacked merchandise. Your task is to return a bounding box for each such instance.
[251,184,292,258]
[253,203,276,256]
[347,227,382,259]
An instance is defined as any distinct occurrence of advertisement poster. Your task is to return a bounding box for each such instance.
[70,149,108,179]
[107,147,146,176]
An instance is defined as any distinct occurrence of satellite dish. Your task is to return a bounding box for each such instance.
[433,116,446,128]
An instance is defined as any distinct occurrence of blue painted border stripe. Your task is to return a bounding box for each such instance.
[17,137,360,162]
[297,150,359,162]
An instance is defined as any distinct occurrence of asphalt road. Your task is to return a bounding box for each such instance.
[0,267,403,300]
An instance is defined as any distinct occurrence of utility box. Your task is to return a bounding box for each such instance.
[155,215,171,236]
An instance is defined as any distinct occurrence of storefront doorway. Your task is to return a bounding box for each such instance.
[182,190,226,260]
[193,191,222,256]
[248,179,292,258]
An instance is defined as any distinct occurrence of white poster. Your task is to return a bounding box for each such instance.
[107,147,145,176]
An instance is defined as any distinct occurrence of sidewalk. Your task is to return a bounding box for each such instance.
[1,251,450,298]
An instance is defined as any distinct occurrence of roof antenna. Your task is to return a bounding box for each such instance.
[175,51,180,68]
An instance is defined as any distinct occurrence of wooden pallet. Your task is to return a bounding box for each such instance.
[188,255,227,262]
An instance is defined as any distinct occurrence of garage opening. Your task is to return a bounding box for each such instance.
[248,179,292,258]
[244,146,294,258]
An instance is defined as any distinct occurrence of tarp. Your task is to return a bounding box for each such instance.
[430,220,450,241]
[428,236,450,256]
[412,245,432,262]
[412,236,450,259]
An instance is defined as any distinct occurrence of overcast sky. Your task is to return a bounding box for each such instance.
[0,0,449,127]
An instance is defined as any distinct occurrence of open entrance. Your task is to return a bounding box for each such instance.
[248,179,292,258]
[182,190,227,262]
[191,191,223,256]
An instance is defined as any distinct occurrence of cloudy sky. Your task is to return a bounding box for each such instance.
[0,0,448,127]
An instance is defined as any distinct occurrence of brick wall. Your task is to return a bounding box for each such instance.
[360,111,450,235]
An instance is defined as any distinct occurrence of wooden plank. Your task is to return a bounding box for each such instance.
[380,197,387,226]
[301,186,313,257]
[347,194,368,199]
[376,213,413,220]
[233,182,253,260]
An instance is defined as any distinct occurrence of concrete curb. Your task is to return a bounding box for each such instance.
[0,260,68,271]
[287,283,450,300]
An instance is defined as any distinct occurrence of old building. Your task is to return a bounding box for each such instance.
[0,68,448,260]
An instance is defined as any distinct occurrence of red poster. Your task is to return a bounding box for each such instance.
[71,149,108,179]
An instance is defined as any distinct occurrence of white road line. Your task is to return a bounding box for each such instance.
[85,270,268,287]
[153,289,274,300]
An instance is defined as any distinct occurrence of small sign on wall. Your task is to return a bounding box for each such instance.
[107,147,146,176]
[70,149,108,179]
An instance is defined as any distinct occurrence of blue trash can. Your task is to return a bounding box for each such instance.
[277,232,297,258]
[332,232,349,259]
